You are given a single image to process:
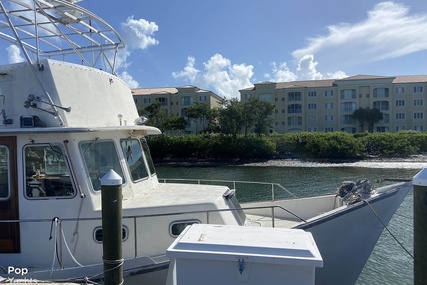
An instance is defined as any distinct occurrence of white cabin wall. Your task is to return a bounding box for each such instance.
[46,60,140,128]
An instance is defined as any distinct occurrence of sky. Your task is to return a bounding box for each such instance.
[3,0,427,99]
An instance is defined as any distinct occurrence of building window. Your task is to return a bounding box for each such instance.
[180,108,188,117]
[376,126,389,132]
[395,113,405,120]
[373,88,389,98]
[308,91,317,97]
[199,95,207,102]
[259,93,273,102]
[155,97,168,106]
[414,86,424,93]
[414,99,424,106]
[340,89,356,99]
[325,90,333,97]
[414,125,424,132]
[308,115,317,122]
[341,127,356,133]
[340,102,356,112]
[395,100,405,107]
[324,103,333,110]
[324,127,334,132]
[341,115,355,124]
[288,104,302,113]
[143,98,151,104]
[288,116,302,126]
[134,98,138,104]
[308,103,317,110]
[373,101,389,111]
[395,126,406,131]
[307,128,317,132]
[395,87,405,94]
[325,115,334,122]
[414,112,424,119]
[180,96,193,106]
[244,93,253,99]
[288,92,302,101]
[380,113,390,124]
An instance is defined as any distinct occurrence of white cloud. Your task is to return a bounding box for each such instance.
[266,62,297,82]
[292,2,427,68]
[115,16,159,86]
[172,56,200,82]
[7,45,25,63]
[121,16,159,50]
[119,71,139,88]
[266,54,347,82]
[173,54,254,99]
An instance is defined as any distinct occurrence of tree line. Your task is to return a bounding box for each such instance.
[138,97,275,136]
[147,131,427,161]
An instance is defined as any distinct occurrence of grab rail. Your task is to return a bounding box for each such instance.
[0,205,306,260]
[159,178,298,200]
[0,204,306,224]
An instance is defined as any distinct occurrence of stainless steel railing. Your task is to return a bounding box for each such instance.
[159,178,298,200]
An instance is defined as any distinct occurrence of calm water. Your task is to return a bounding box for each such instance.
[156,161,420,285]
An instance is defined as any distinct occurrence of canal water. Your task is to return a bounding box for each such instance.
[156,160,421,285]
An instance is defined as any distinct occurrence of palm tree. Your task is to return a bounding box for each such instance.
[352,107,383,132]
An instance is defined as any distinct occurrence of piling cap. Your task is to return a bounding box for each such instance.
[100,169,123,186]
[413,168,427,186]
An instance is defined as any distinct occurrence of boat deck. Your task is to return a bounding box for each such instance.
[245,214,303,228]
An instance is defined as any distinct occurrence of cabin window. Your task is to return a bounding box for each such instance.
[120,139,149,181]
[0,146,10,200]
[93,226,128,243]
[24,144,75,198]
[80,140,125,191]
[141,139,156,176]
[170,220,200,237]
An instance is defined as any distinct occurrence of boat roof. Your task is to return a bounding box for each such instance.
[0,125,162,135]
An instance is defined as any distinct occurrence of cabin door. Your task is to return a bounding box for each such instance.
[0,136,20,253]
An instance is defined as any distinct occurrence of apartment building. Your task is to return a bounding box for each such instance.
[240,75,427,133]
[132,85,222,133]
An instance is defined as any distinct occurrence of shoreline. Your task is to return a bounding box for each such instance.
[154,154,427,169]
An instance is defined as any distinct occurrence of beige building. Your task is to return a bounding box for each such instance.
[240,75,427,133]
[132,85,222,133]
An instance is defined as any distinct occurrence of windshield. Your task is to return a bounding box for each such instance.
[120,139,149,182]
[80,140,125,191]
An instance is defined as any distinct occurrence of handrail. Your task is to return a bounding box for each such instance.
[159,178,298,200]
[0,204,306,224]
[0,204,306,264]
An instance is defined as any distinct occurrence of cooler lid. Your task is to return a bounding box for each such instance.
[167,224,323,267]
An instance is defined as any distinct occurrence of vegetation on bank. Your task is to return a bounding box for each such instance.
[147,131,427,162]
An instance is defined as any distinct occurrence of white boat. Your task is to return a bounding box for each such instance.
[0,1,412,285]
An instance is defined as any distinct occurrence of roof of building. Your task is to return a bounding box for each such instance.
[240,74,427,92]
[132,85,215,95]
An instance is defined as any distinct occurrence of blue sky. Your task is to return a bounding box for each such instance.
[4,0,427,98]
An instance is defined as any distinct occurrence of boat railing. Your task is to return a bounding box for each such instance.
[159,178,298,200]
[0,204,305,226]
[0,204,305,266]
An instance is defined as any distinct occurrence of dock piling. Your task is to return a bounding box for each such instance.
[100,170,123,285]
[413,168,427,285]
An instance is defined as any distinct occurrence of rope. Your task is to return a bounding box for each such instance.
[363,200,414,259]
[61,229,84,267]
[49,217,59,277]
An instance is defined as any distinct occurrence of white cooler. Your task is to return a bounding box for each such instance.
[166,224,323,285]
